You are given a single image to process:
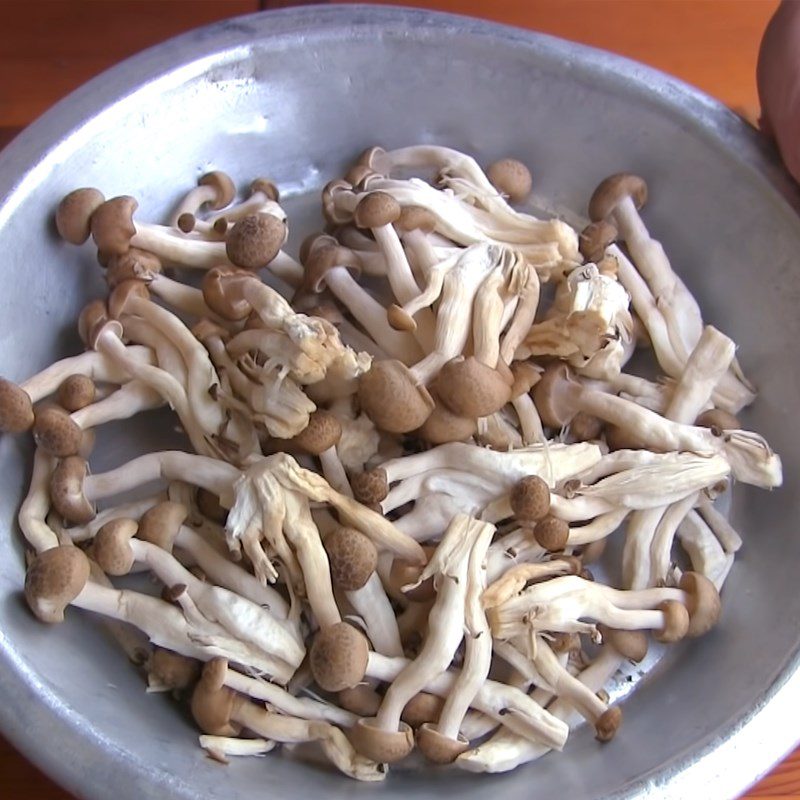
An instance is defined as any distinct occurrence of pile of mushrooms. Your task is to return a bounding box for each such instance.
[1,146,782,779]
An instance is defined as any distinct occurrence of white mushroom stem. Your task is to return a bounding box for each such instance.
[371,514,484,735]
[70,380,163,430]
[206,196,283,227]
[511,394,546,445]
[697,499,742,554]
[382,469,496,516]
[566,508,630,547]
[500,261,541,364]
[119,315,189,388]
[216,662,355,727]
[485,530,546,583]
[318,446,352,498]
[456,648,622,772]
[317,266,423,363]
[648,492,701,587]
[19,346,155,402]
[621,506,667,590]
[365,651,568,749]
[127,538,304,667]
[346,573,404,658]
[430,519,495,741]
[18,448,59,552]
[471,268,506,368]
[481,560,579,610]
[85,450,240,507]
[677,511,732,589]
[663,326,736,423]
[130,223,233,269]
[147,273,230,324]
[199,736,276,761]
[394,252,458,319]
[64,494,166,542]
[392,492,466,542]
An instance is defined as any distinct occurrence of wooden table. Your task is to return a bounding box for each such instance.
[1,1,797,797]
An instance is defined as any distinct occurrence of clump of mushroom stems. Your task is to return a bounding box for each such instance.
[5,146,780,781]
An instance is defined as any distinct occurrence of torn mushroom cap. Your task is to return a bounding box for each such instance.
[56,188,106,245]
[654,600,690,643]
[107,278,150,320]
[25,545,91,623]
[695,408,741,432]
[105,248,162,289]
[149,646,200,690]
[309,621,370,691]
[531,362,583,428]
[291,410,342,456]
[579,220,618,264]
[510,475,551,523]
[50,455,95,524]
[510,361,541,399]
[92,517,138,576]
[90,196,138,255]
[417,398,478,444]
[190,660,241,737]
[0,379,34,433]
[56,374,97,412]
[357,360,434,434]
[325,526,378,591]
[353,191,401,229]
[138,501,189,553]
[588,173,648,222]
[226,213,286,271]
[201,267,253,321]
[598,625,649,662]
[434,357,512,419]
[486,157,533,203]
[680,571,722,638]
[533,515,569,552]
[302,240,362,293]
[349,468,388,506]
[349,717,415,764]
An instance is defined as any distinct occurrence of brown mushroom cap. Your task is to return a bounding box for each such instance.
[654,599,690,643]
[138,501,188,553]
[190,666,241,737]
[388,549,436,602]
[569,411,604,442]
[55,188,106,245]
[344,163,379,188]
[417,399,477,445]
[25,545,90,623]
[31,405,82,457]
[195,487,228,524]
[416,723,468,764]
[105,248,162,289]
[695,408,741,432]
[249,178,280,202]
[386,303,417,332]
[588,173,648,222]
[90,196,138,255]
[604,423,650,452]
[533,515,569,551]
[349,468,388,506]
[579,220,619,263]
[400,692,445,729]
[357,359,434,433]
[0,379,34,433]
[301,240,362,294]
[108,278,150,320]
[93,517,138,575]
[149,647,200,691]
[338,684,382,717]
[309,622,370,691]
[510,475,551,523]
[77,299,109,347]
[598,625,649,662]
[225,213,286,270]
[325,526,378,591]
[291,409,342,455]
[595,705,622,742]
[486,158,533,203]
[201,267,252,321]
[396,205,437,235]
[434,356,512,419]
[679,571,722,638]
[353,191,401,229]
[348,717,414,764]
[199,171,237,210]
[531,362,583,429]
[50,455,95,524]
[56,375,97,412]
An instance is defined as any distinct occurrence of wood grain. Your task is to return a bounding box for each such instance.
[0,0,797,798]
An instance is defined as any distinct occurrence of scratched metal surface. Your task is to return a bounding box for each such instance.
[0,6,799,800]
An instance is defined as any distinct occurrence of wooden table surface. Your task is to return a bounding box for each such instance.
[1,1,797,798]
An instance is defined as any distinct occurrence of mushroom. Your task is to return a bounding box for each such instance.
[290,409,351,497]
[169,171,236,229]
[486,158,533,203]
[55,187,106,244]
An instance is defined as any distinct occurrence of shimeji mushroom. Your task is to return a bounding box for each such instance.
[90,517,304,675]
[290,409,352,497]
[169,171,236,230]
[676,511,733,590]
[325,526,403,657]
[18,448,60,552]
[589,174,754,411]
[532,362,781,488]
[205,178,281,227]
[25,546,297,680]
[191,659,383,781]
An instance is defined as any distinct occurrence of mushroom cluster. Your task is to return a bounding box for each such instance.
[3,149,782,779]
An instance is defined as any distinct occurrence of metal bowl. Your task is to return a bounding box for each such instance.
[1,5,799,799]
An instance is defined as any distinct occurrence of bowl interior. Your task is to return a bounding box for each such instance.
[1,7,799,800]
